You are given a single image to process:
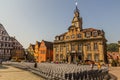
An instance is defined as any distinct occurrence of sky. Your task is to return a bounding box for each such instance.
[0,0,120,48]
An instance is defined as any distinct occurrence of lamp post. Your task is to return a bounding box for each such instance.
[25,50,28,61]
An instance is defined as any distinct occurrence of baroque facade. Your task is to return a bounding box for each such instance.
[53,6,107,63]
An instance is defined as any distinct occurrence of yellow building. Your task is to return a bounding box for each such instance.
[53,6,107,63]
[34,41,41,62]
[27,44,35,55]
[27,43,35,61]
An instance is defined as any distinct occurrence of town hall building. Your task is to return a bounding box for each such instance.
[53,5,108,63]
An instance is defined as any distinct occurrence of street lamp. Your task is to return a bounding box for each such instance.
[25,51,28,61]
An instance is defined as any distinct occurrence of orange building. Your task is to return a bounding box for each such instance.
[38,40,53,63]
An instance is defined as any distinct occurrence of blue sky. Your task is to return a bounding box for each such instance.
[0,0,120,48]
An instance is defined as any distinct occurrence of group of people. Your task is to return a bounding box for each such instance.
[0,59,2,65]
[90,62,101,70]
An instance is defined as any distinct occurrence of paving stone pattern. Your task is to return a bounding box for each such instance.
[109,67,120,80]
[0,65,43,80]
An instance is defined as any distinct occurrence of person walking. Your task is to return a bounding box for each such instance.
[90,63,93,70]
[97,62,101,70]
[90,61,94,70]
[0,59,2,65]
[34,62,37,68]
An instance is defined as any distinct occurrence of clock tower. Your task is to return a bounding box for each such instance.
[71,3,83,31]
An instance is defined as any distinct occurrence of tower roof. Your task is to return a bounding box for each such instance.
[74,0,79,13]
[74,6,79,13]
[73,1,80,18]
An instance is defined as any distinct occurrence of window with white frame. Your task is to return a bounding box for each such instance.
[56,47,59,52]
[87,53,92,60]
[66,36,70,39]
[94,54,99,62]
[56,37,59,40]
[86,32,91,38]
[60,36,63,40]
[86,43,91,51]
[93,31,98,37]
[71,34,75,39]
[94,43,98,50]
[78,44,82,52]
[71,44,75,52]
[55,54,59,61]
[60,46,63,52]
[77,34,82,38]
[66,45,69,52]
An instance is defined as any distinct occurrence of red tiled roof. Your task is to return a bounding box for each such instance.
[82,28,99,32]
[107,52,120,60]
[43,40,53,50]
[55,32,67,37]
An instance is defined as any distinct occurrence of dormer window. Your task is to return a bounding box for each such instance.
[77,34,82,38]
[60,36,63,40]
[86,32,91,38]
[66,36,70,39]
[93,31,98,37]
[71,34,75,39]
[55,36,59,40]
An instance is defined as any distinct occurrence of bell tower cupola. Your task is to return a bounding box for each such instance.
[71,1,83,31]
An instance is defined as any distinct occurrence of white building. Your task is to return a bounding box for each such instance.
[0,23,24,61]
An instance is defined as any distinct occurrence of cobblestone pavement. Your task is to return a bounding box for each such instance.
[109,67,120,80]
[0,65,44,80]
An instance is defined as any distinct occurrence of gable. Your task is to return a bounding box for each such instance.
[0,24,10,37]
